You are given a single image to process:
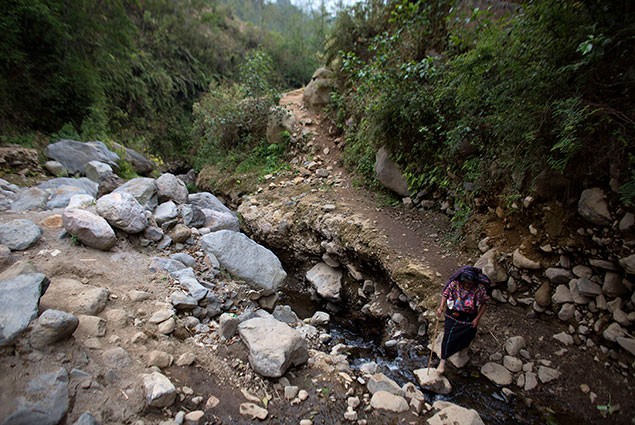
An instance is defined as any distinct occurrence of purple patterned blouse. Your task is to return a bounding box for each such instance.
[442,280,489,314]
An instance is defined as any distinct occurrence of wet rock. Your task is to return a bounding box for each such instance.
[96,192,148,234]
[143,372,177,408]
[0,219,42,251]
[30,309,79,349]
[367,373,404,396]
[201,230,287,296]
[374,147,409,197]
[578,188,612,226]
[1,367,69,425]
[40,278,109,315]
[481,362,513,386]
[273,305,300,324]
[310,311,330,326]
[305,262,342,302]
[239,403,268,420]
[512,249,541,270]
[46,139,119,175]
[62,208,116,251]
[413,368,452,395]
[238,316,308,378]
[156,173,188,204]
[9,187,48,212]
[0,273,49,347]
[474,248,508,283]
[428,401,485,425]
[113,177,158,211]
[370,391,409,413]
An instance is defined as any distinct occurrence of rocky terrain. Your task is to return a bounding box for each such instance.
[0,83,634,425]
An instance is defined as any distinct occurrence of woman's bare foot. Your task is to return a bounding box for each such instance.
[437,359,446,375]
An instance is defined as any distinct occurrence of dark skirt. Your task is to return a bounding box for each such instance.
[441,309,478,359]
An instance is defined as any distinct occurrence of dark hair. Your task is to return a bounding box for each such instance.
[445,266,491,291]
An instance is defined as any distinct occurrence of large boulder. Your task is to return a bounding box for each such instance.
[9,187,48,212]
[201,208,240,232]
[154,201,179,225]
[113,177,158,211]
[201,230,287,295]
[238,316,308,378]
[374,147,409,197]
[96,191,148,234]
[156,173,188,204]
[414,368,452,395]
[475,248,508,283]
[188,192,234,215]
[62,208,117,251]
[46,139,119,175]
[37,177,98,198]
[84,160,113,183]
[143,372,176,408]
[303,67,336,110]
[112,142,155,176]
[29,309,79,349]
[0,273,49,346]
[0,219,42,251]
[578,187,612,226]
[0,368,69,425]
[305,262,342,301]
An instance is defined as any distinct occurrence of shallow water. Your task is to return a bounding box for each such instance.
[280,283,570,425]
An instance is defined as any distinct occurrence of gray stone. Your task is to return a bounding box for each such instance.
[273,305,300,324]
[154,201,179,225]
[603,322,626,342]
[102,347,131,369]
[218,313,240,340]
[369,391,409,413]
[619,254,635,275]
[44,161,68,177]
[538,366,561,383]
[147,350,174,368]
[367,373,404,396]
[524,371,538,391]
[178,204,206,228]
[113,177,158,211]
[374,147,408,197]
[572,265,593,278]
[474,248,508,283]
[512,249,541,269]
[0,219,41,251]
[552,285,574,304]
[176,352,196,367]
[67,194,95,210]
[238,316,308,378]
[1,368,69,425]
[201,230,287,295]
[143,372,177,408]
[30,309,79,349]
[616,337,635,356]
[46,139,119,174]
[553,332,574,345]
[170,253,196,268]
[427,402,485,425]
[306,262,342,301]
[413,368,452,395]
[62,208,116,251]
[558,304,576,321]
[569,279,592,305]
[310,311,330,326]
[267,105,295,145]
[0,273,49,346]
[143,225,164,242]
[40,278,109,315]
[303,67,336,110]
[503,356,523,373]
[76,315,107,338]
[170,268,208,302]
[45,184,92,209]
[149,257,187,274]
[84,160,113,183]
[578,187,612,226]
[171,291,198,310]
[504,336,526,356]
[72,412,99,425]
[619,212,634,233]
[602,272,628,297]
[481,362,513,385]
[577,277,602,297]
[9,187,48,212]
[188,192,234,215]
[38,177,99,199]
[545,268,573,284]
[200,208,239,232]
[156,173,188,204]
[96,192,147,234]
[112,142,155,176]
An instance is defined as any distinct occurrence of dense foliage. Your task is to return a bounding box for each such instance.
[327,0,635,214]
[0,0,324,166]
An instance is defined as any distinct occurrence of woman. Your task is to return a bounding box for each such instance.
[435,266,490,374]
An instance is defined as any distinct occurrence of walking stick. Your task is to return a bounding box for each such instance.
[427,317,440,375]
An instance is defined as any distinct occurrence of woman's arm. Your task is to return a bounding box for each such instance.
[436,295,447,318]
[472,303,487,328]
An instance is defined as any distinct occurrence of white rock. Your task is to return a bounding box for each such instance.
[481,362,512,386]
[369,391,409,413]
[143,372,176,408]
[427,402,485,425]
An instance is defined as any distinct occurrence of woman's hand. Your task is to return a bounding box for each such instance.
[471,317,480,328]
[436,307,443,318]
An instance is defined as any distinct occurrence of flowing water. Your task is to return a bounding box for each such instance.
[279,279,575,425]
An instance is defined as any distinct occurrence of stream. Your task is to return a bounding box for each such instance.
[279,274,574,425]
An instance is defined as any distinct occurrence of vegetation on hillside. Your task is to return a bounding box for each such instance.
[0,0,325,167]
[327,0,635,217]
